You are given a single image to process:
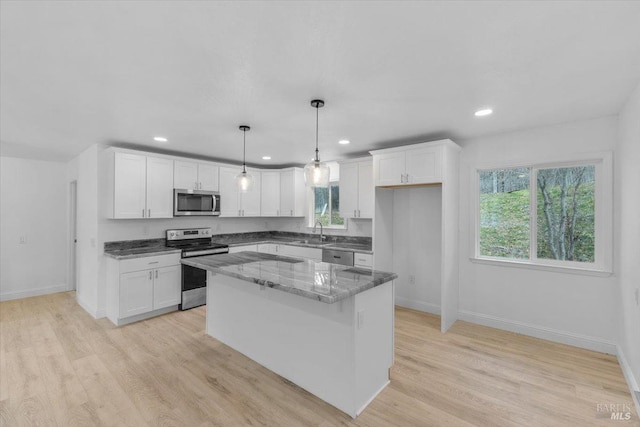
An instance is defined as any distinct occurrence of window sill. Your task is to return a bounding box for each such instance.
[469,257,612,277]
[306,225,347,231]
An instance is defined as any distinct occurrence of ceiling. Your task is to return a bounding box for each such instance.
[1,1,640,166]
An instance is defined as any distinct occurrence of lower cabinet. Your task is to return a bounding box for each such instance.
[107,253,181,326]
[228,244,258,253]
[257,244,322,262]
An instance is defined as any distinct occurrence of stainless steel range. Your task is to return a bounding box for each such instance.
[166,228,228,310]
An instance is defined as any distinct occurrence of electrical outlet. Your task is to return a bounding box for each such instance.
[19,235,27,244]
[408,275,415,285]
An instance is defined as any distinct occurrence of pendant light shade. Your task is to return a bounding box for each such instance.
[304,99,330,188]
[236,125,254,193]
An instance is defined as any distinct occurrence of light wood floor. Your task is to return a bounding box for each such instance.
[0,292,637,426]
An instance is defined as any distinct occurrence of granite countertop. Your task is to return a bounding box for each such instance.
[103,232,373,260]
[181,252,396,304]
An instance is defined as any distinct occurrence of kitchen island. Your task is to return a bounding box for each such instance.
[181,252,397,418]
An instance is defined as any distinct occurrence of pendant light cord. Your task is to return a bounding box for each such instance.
[315,105,319,161]
[243,129,247,173]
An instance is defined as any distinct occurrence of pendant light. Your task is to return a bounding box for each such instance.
[304,99,330,188]
[236,125,254,192]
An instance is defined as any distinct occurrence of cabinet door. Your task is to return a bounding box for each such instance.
[198,163,219,191]
[357,161,374,218]
[261,171,280,216]
[146,156,174,218]
[239,170,261,216]
[153,265,181,310]
[279,245,322,261]
[257,243,278,254]
[119,270,153,318]
[375,152,405,186]
[405,146,442,184]
[218,167,240,217]
[280,170,295,216]
[228,244,258,253]
[174,160,199,190]
[339,162,359,218]
[114,152,146,218]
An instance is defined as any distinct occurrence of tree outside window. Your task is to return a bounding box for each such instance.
[479,164,596,264]
[314,182,344,227]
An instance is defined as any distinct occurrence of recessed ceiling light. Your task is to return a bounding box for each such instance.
[153,136,168,142]
[474,108,493,117]
[338,139,350,145]
[262,156,271,160]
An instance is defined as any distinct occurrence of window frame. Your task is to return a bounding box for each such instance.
[471,151,612,276]
[307,180,346,230]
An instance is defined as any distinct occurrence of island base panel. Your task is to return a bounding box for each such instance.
[205,273,394,418]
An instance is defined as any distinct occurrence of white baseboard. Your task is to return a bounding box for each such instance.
[395,297,440,315]
[617,345,640,417]
[0,284,69,302]
[458,309,617,355]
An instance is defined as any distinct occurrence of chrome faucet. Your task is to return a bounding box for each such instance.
[313,220,326,241]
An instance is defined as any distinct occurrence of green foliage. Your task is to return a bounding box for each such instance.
[479,184,595,262]
[480,189,530,258]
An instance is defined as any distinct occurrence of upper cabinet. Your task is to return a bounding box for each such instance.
[219,166,262,217]
[339,159,373,219]
[260,171,280,216]
[174,160,219,191]
[372,143,445,186]
[279,168,306,217]
[108,151,174,219]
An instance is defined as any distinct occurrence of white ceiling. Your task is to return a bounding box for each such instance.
[2,1,640,166]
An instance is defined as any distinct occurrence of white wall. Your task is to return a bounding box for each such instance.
[615,82,640,390]
[74,145,101,316]
[392,186,442,314]
[0,157,68,300]
[458,116,618,353]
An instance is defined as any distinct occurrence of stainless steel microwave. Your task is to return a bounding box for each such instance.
[174,189,221,216]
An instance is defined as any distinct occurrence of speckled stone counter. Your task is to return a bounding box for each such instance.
[181,251,395,303]
[103,238,181,259]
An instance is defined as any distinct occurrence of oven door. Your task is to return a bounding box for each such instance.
[181,264,207,310]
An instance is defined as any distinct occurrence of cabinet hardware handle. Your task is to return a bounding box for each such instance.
[155,270,158,279]
[277,210,279,216]
[142,209,145,217]
[149,271,152,280]
[148,261,159,264]
[238,209,241,216]
[148,209,151,217]
[358,210,360,217]
[290,209,293,216]
[354,210,357,217]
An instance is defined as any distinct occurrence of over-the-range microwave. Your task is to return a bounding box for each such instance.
[174,189,221,216]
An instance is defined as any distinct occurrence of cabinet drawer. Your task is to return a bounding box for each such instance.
[120,253,181,274]
[354,253,373,268]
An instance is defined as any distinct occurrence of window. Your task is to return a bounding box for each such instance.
[474,153,612,274]
[313,182,345,227]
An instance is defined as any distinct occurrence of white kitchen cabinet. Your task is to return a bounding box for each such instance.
[106,253,181,326]
[354,252,373,269]
[152,265,181,309]
[280,168,306,217]
[119,270,154,318]
[110,151,174,219]
[146,156,174,218]
[339,159,373,219]
[228,244,258,253]
[174,160,219,191]
[279,245,322,261]
[257,243,279,254]
[261,171,280,216]
[372,143,443,187]
[220,166,262,217]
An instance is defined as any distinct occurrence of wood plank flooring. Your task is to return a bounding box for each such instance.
[0,291,637,426]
